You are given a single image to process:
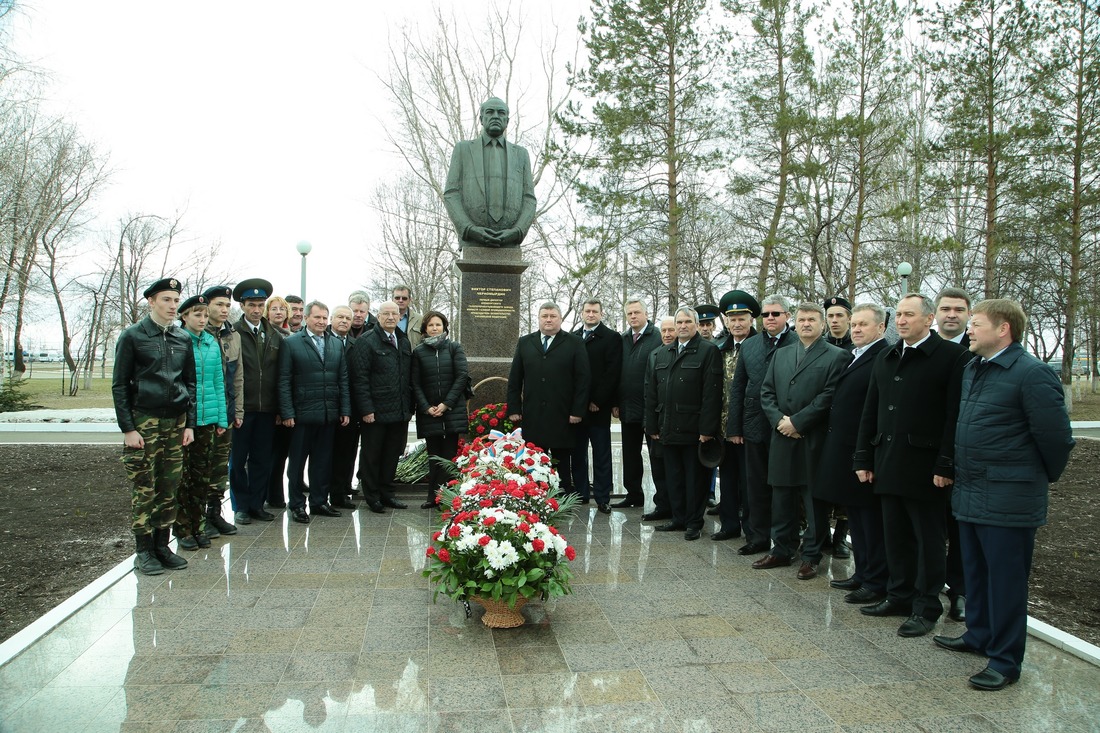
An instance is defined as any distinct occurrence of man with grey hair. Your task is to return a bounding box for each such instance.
[347,291,377,338]
[726,294,797,555]
[508,302,591,496]
[645,306,723,540]
[854,293,970,637]
[612,296,663,509]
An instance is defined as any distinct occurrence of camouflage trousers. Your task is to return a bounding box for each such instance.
[207,426,232,504]
[176,424,219,536]
[121,413,186,535]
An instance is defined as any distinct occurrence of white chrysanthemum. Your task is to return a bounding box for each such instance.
[454,534,478,552]
[484,539,520,570]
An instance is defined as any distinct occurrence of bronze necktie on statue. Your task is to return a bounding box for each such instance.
[488,140,504,222]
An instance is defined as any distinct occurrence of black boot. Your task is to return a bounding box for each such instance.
[134,534,164,576]
[206,500,237,537]
[153,527,188,569]
[832,519,851,559]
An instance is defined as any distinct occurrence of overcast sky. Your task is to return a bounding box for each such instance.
[9,0,583,336]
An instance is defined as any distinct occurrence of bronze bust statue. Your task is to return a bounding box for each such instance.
[443,97,537,248]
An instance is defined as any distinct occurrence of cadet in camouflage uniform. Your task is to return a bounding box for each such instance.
[112,277,197,576]
[201,285,244,538]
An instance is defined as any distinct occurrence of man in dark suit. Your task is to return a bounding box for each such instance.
[726,295,797,555]
[815,303,890,602]
[935,286,973,621]
[347,291,378,339]
[639,316,678,521]
[277,301,350,524]
[713,289,758,540]
[935,299,1074,691]
[348,301,414,514]
[443,96,537,249]
[854,293,970,638]
[229,278,284,526]
[756,303,850,578]
[507,302,591,493]
[328,305,359,509]
[571,299,623,514]
[611,297,663,510]
[645,307,723,541]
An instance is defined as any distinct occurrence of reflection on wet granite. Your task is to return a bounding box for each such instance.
[1,486,1098,733]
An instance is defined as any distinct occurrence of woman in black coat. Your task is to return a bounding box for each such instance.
[410,311,470,508]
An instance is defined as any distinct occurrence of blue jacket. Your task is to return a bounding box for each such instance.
[952,342,1075,527]
[187,328,228,428]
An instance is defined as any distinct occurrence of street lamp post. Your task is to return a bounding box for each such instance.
[296,241,312,300]
[897,261,913,296]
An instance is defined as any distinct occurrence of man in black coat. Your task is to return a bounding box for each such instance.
[328,305,359,509]
[611,297,663,510]
[508,302,590,493]
[854,293,970,638]
[278,301,350,524]
[347,291,378,339]
[645,307,723,541]
[726,294,797,555]
[571,299,623,514]
[815,303,890,603]
[349,301,414,514]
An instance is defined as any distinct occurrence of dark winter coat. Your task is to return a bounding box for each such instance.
[411,336,470,438]
[572,322,623,426]
[507,330,590,450]
[234,316,284,414]
[617,323,663,424]
[726,328,797,443]
[348,328,413,424]
[951,342,1075,528]
[761,338,851,486]
[644,334,723,445]
[277,330,350,425]
[812,338,888,506]
[112,316,197,431]
[853,331,970,500]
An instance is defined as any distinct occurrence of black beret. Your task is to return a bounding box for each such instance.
[694,304,720,322]
[233,278,274,302]
[719,290,761,318]
[179,295,207,314]
[824,296,852,312]
[143,277,182,299]
[202,285,233,302]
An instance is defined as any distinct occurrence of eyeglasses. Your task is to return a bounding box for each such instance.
[393,295,409,301]
[761,311,786,318]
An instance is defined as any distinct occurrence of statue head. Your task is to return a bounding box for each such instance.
[480,97,509,139]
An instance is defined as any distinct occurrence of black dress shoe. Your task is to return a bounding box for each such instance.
[711,529,740,541]
[933,635,981,655]
[655,521,685,532]
[844,587,886,604]
[948,595,966,622]
[684,528,701,541]
[737,541,769,556]
[705,506,721,516]
[267,500,287,509]
[968,666,1017,691]
[367,502,387,514]
[249,509,276,522]
[830,576,861,591]
[641,511,671,522]
[597,503,611,515]
[706,498,717,507]
[310,503,342,518]
[611,498,644,508]
[897,615,936,637]
[290,508,310,524]
[380,498,408,509]
[420,501,440,509]
[331,497,357,510]
[860,599,912,617]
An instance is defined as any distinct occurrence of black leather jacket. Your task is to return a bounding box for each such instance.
[112,316,197,432]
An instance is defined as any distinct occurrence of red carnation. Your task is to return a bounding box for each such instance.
[483,516,496,526]
[432,531,442,541]
[548,526,559,535]
[438,548,451,563]
[448,525,462,538]
[532,538,545,552]
[478,535,491,546]
[479,499,492,507]
[477,425,486,434]
[517,522,530,533]
[489,418,499,427]
[547,498,559,510]
[426,546,436,556]
[497,410,506,418]
[564,546,576,561]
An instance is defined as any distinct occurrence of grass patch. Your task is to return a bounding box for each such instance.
[1067,380,1100,420]
[4,371,115,410]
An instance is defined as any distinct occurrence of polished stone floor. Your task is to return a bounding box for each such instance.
[1,495,1098,733]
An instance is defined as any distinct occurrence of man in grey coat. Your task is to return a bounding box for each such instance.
[756,303,850,578]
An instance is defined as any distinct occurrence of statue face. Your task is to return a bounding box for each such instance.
[480,99,509,138]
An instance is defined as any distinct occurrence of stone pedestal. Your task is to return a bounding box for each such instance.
[455,248,529,413]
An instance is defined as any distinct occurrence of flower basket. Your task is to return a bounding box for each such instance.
[423,428,577,621]
[467,401,515,441]
[472,595,528,628]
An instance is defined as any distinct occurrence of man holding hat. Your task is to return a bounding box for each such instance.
[712,289,758,540]
[112,277,196,575]
[201,285,244,538]
[824,296,855,351]
[230,278,284,525]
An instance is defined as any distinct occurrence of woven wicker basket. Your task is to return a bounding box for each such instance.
[472,595,528,628]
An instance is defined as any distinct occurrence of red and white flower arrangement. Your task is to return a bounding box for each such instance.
[424,428,577,607]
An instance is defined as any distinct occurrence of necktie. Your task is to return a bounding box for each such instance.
[632,332,640,345]
[312,334,325,361]
[584,330,593,342]
[678,342,685,354]
[542,335,550,353]
[488,138,504,221]
[389,333,397,349]
[733,342,740,354]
